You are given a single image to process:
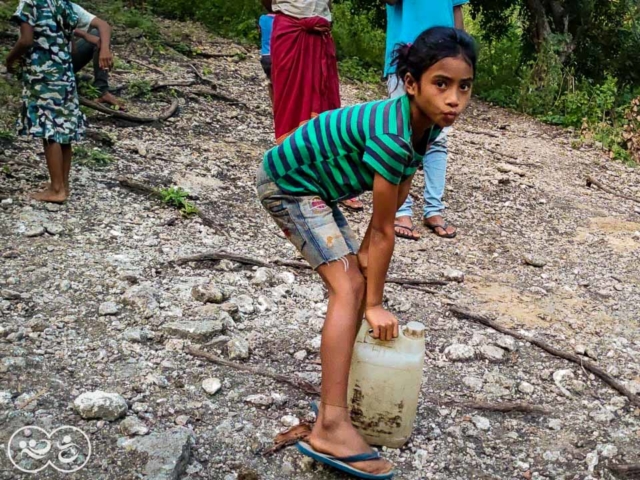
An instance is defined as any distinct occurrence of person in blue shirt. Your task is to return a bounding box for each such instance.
[385,0,468,240]
[258,11,275,105]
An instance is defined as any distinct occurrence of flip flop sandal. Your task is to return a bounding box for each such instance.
[424,222,457,239]
[296,441,395,480]
[340,199,365,212]
[394,224,420,241]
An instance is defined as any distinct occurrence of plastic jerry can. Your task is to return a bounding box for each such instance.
[347,321,426,448]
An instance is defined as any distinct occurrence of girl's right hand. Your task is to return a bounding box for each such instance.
[365,305,399,341]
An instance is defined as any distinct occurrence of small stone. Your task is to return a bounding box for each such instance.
[585,347,599,360]
[45,203,60,212]
[132,402,149,413]
[543,451,561,462]
[295,371,322,385]
[306,335,322,353]
[586,451,599,473]
[281,415,300,427]
[74,391,128,421]
[479,345,505,362]
[599,444,618,459]
[175,415,190,426]
[275,272,296,285]
[44,223,64,235]
[227,337,250,360]
[589,408,615,423]
[462,376,484,391]
[518,382,534,394]
[1,289,21,300]
[25,226,45,237]
[293,350,308,361]
[471,415,491,431]
[231,295,255,314]
[221,302,240,320]
[251,267,274,286]
[162,320,224,341]
[523,253,547,268]
[626,381,640,395]
[443,268,464,283]
[413,449,429,468]
[191,284,227,304]
[122,284,160,312]
[245,394,273,407]
[469,333,488,346]
[123,327,154,343]
[145,374,170,389]
[496,335,517,351]
[548,419,562,431]
[575,344,587,355]
[0,391,13,406]
[99,301,120,316]
[444,344,475,361]
[202,378,222,395]
[120,416,149,436]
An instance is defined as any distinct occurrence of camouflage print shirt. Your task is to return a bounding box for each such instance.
[12,0,86,143]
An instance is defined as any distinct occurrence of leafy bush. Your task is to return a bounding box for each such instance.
[158,187,198,216]
[75,146,114,169]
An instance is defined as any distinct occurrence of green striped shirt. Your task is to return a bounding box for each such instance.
[263,95,441,202]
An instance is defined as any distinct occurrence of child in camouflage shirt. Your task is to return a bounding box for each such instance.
[5,0,86,203]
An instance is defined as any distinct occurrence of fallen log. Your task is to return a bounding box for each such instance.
[586,175,640,205]
[450,306,640,407]
[609,464,640,476]
[173,252,270,268]
[80,97,179,123]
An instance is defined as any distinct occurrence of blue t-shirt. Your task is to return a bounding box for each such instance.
[259,14,275,56]
[384,0,469,76]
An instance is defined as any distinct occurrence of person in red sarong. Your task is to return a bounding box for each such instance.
[261,0,364,211]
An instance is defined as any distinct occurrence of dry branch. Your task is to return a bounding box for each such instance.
[127,57,166,75]
[609,464,640,476]
[387,277,450,286]
[189,64,218,90]
[271,259,312,270]
[426,396,550,414]
[403,284,447,296]
[463,128,500,138]
[187,346,320,395]
[586,175,640,205]
[0,155,35,168]
[80,97,179,123]
[173,252,271,268]
[450,306,640,407]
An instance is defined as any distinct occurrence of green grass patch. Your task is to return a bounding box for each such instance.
[158,186,198,216]
[75,146,114,169]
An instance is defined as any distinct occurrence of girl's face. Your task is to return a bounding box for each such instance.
[405,55,474,128]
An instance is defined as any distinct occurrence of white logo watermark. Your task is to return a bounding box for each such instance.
[6,426,92,473]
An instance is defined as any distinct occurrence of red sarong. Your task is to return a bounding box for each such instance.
[271,14,341,144]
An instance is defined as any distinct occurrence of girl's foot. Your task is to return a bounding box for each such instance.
[96,92,127,110]
[31,187,66,204]
[340,197,365,211]
[423,215,457,238]
[308,409,393,476]
[41,182,70,197]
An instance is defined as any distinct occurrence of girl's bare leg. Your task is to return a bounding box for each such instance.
[307,255,392,475]
[62,143,72,196]
[32,141,67,203]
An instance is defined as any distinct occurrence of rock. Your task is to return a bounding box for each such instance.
[543,451,561,462]
[589,408,615,423]
[162,320,224,341]
[120,416,149,436]
[626,380,640,395]
[123,326,154,343]
[44,223,64,235]
[99,301,120,316]
[226,337,250,360]
[599,444,618,459]
[443,268,465,283]
[175,415,190,426]
[1,289,22,300]
[132,402,149,413]
[479,345,505,362]
[230,295,255,314]
[496,335,517,351]
[25,226,46,237]
[123,284,160,312]
[74,391,128,421]
[6,331,24,342]
[293,350,308,361]
[444,344,475,361]
[553,369,576,398]
[0,390,13,406]
[413,449,429,468]
[256,295,275,312]
[191,284,227,304]
[245,394,273,407]
[295,371,322,385]
[202,378,222,395]
[3,356,26,369]
[121,428,193,480]
[462,376,484,391]
[275,271,296,285]
[146,374,170,389]
[281,415,300,427]
[523,253,547,268]
[586,451,599,473]
[220,302,241,320]
[469,333,488,346]
[471,415,491,431]
[575,344,587,355]
[548,419,562,431]
[518,381,534,394]
[251,267,274,286]
[306,335,322,353]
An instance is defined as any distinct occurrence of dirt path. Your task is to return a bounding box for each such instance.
[1,18,639,480]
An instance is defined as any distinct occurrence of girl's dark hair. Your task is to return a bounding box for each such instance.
[392,27,478,83]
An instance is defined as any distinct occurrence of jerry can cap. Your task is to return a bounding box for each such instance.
[404,321,425,339]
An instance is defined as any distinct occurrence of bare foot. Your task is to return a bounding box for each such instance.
[41,182,70,197]
[31,187,66,204]
[308,410,393,476]
[394,215,420,240]
[96,92,127,110]
[423,215,457,238]
[340,197,364,211]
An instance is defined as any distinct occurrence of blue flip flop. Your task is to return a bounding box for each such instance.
[296,441,395,479]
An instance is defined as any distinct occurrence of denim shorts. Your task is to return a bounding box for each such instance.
[256,163,360,270]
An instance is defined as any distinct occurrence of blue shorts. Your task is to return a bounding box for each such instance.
[256,164,360,270]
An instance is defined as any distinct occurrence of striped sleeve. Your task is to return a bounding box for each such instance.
[362,134,412,185]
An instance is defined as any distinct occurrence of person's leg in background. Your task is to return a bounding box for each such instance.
[389,75,420,240]
[72,28,124,108]
[422,129,457,238]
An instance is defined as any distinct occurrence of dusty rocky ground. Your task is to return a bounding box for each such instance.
[1,14,640,480]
